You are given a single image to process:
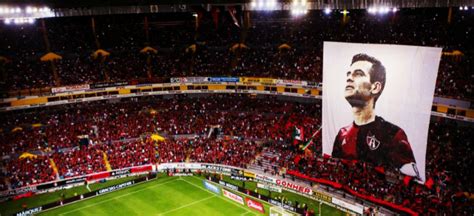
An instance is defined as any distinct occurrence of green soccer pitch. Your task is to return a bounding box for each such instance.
[5,175,345,216]
[39,176,269,216]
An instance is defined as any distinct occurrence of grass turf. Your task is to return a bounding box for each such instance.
[3,175,345,216]
[38,175,269,216]
[0,175,148,216]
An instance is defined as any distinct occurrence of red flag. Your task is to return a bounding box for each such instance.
[293,155,301,164]
[425,177,434,189]
[403,175,412,186]
[374,166,385,174]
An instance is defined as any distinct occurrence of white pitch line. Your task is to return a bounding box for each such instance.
[240,211,255,216]
[181,177,254,215]
[157,195,216,216]
[58,178,179,215]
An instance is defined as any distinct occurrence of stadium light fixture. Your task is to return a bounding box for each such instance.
[368,6,398,15]
[291,0,308,17]
[464,6,468,10]
[291,9,297,15]
[340,9,349,15]
[291,8,307,16]
[0,5,54,21]
[250,1,257,8]
[251,0,277,11]
[368,7,376,14]
[3,16,36,25]
[265,0,271,8]
[324,8,331,15]
[377,7,387,14]
[267,0,276,9]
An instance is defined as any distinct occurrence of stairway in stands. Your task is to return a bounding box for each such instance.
[101,151,112,171]
[247,147,281,175]
[49,158,60,180]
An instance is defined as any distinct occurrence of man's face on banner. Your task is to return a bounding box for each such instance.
[344,61,374,106]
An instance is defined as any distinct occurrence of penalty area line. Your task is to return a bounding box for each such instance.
[57,178,178,215]
[240,211,257,216]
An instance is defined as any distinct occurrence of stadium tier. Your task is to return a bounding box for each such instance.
[0,2,473,216]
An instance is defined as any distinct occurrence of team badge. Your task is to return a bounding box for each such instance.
[366,135,380,150]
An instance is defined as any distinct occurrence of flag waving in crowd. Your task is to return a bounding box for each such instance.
[300,127,322,151]
[292,126,304,145]
[291,126,322,164]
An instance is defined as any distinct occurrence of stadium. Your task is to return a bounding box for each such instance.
[0,0,473,215]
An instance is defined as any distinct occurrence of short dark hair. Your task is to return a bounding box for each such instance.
[351,53,386,104]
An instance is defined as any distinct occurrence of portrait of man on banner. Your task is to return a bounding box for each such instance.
[330,53,419,179]
[322,42,442,182]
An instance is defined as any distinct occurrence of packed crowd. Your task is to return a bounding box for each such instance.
[0,95,316,188]
[0,9,472,99]
[1,9,473,213]
[0,94,472,215]
[263,118,473,215]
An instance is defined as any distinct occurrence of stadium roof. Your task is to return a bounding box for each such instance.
[1,0,473,9]
[0,0,472,20]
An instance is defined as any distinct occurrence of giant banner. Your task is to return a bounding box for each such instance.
[322,42,442,182]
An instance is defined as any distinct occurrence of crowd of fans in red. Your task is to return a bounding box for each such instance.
[0,9,472,99]
[0,94,472,215]
[0,95,305,187]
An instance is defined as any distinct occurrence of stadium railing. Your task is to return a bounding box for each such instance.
[1,77,472,123]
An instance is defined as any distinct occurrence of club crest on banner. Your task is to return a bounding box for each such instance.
[366,135,380,150]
